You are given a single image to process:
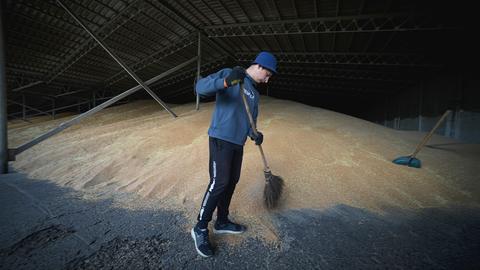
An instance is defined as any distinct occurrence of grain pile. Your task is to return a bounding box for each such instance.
[8,97,480,240]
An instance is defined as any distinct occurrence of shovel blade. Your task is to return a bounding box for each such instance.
[392,156,421,168]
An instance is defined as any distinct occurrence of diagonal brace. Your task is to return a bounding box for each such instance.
[56,0,177,118]
[10,57,197,160]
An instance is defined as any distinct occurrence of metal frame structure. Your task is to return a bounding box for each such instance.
[203,13,454,37]
[57,0,177,118]
[236,51,439,67]
[10,57,197,160]
[1,0,467,170]
[5,1,456,104]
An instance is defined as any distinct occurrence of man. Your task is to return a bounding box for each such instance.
[191,51,277,257]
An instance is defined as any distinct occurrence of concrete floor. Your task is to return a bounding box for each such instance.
[1,171,479,269]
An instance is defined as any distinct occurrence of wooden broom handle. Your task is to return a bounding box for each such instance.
[411,110,451,158]
[240,83,270,172]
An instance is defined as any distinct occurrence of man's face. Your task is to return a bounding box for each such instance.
[258,65,273,83]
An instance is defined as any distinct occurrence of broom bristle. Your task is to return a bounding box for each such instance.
[263,171,284,209]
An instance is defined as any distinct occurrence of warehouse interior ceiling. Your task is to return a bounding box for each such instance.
[4,0,475,119]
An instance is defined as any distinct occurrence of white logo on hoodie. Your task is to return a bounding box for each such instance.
[243,88,254,99]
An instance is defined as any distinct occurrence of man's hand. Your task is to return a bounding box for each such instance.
[251,131,263,145]
[224,66,246,87]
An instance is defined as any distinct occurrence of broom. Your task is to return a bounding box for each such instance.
[392,110,451,168]
[240,83,284,209]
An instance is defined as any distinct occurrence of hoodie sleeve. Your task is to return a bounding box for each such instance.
[195,68,232,97]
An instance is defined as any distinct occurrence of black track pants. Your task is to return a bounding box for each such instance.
[197,137,244,225]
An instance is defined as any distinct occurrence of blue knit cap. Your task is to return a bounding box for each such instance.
[252,51,277,74]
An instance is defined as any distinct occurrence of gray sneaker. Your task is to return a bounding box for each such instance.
[213,220,246,235]
[191,227,214,257]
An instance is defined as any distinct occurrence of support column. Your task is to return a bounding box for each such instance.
[52,99,56,119]
[92,90,96,107]
[418,80,423,132]
[445,109,453,137]
[0,6,8,173]
[22,94,26,120]
[395,96,400,129]
[454,72,464,139]
[196,31,201,110]
[384,96,388,127]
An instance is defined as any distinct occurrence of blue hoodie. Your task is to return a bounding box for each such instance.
[196,68,259,146]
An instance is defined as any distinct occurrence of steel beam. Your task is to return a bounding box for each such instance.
[54,89,91,98]
[8,114,32,123]
[274,77,399,94]
[272,86,360,97]
[7,100,52,117]
[22,94,26,120]
[278,71,409,84]
[7,67,100,87]
[278,65,414,83]
[13,90,55,100]
[271,79,385,94]
[105,35,196,86]
[97,1,235,88]
[204,13,455,37]
[46,0,144,83]
[271,86,360,97]
[25,100,90,117]
[57,0,177,118]
[11,80,44,92]
[152,1,236,59]
[236,51,440,67]
[10,57,197,159]
[52,99,56,119]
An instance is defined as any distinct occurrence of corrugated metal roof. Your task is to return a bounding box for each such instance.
[4,0,468,117]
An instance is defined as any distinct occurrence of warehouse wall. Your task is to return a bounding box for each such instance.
[366,69,480,143]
